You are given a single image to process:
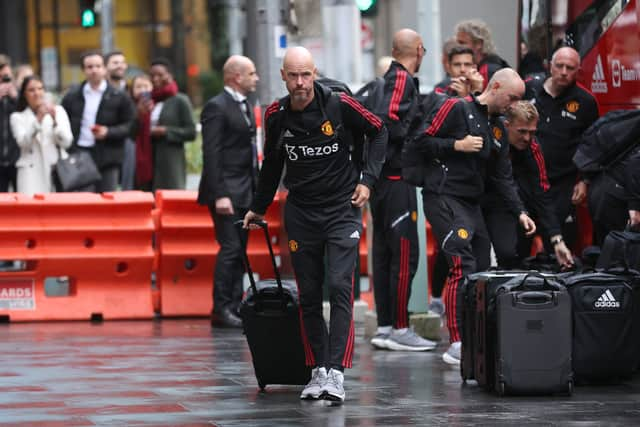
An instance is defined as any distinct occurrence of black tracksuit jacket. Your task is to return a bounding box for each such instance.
[415,95,524,214]
[251,82,387,214]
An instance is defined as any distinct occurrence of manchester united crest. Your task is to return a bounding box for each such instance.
[566,101,580,113]
[492,126,503,140]
[321,120,334,136]
[289,240,299,252]
[457,228,469,239]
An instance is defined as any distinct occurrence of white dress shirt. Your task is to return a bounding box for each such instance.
[77,79,108,148]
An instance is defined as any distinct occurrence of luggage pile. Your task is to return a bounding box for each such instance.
[460,228,640,396]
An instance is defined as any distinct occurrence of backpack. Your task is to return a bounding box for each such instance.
[573,109,640,173]
[354,77,385,113]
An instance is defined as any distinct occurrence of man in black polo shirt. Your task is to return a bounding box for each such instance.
[416,68,536,366]
[525,46,600,251]
[243,47,387,402]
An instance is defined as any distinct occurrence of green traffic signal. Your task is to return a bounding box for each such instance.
[356,0,375,11]
[81,8,96,28]
[356,0,377,16]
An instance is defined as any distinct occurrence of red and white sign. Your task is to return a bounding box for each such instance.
[361,22,374,50]
[0,279,35,310]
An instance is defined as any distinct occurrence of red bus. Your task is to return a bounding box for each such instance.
[520,0,640,112]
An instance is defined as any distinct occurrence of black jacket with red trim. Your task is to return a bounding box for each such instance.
[377,60,420,176]
[415,95,524,214]
[250,82,387,214]
[483,120,561,236]
[626,149,640,211]
[525,77,600,182]
[478,53,509,89]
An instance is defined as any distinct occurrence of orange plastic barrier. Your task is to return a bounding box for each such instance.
[155,190,284,317]
[0,192,155,322]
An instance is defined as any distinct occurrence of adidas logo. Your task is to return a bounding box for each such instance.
[283,129,295,138]
[591,54,608,93]
[594,289,620,308]
[349,230,360,239]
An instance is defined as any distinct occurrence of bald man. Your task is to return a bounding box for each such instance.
[525,46,599,252]
[243,47,387,402]
[368,29,436,352]
[198,55,259,328]
[416,68,535,366]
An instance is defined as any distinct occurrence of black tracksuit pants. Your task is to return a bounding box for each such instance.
[423,193,491,343]
[285,200,361,370]
[483,206,531,269]
[588,173,629,246]
[210,206,248,314]
[370,178,419,329]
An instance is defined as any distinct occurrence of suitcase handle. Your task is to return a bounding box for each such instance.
[234,219,287,310]
[497,272,564,292]
[514,291,553,305]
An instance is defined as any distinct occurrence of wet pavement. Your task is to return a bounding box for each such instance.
[1,319,640,426]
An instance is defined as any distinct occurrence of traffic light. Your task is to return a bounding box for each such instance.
[356,0,378,17]
[79,0,97,28]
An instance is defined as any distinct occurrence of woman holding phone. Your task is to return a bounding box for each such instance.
[10,75,72,195]
[129,74,154,189]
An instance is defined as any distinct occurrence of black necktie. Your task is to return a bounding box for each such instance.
[240,100,252,127]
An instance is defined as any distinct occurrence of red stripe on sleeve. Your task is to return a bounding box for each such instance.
[530,139,550,192]
[340,92,383,130]
[263,101,279,124]
[425,98,459,136]
[479,63,489,89]
[388,70,407,121]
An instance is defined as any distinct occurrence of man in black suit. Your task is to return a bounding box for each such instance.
[198,55,259,328]
[61,51,135,192]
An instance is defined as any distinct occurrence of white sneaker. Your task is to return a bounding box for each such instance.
[385,328,437,351]
[300,367,327,400]
[370,332,390,349]
[442,341,461,366]
[321,368,345,402]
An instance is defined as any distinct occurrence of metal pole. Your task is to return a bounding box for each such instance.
[226,0,244,55]
[321,0,361,84]
[171,0,187,89]
[101,0,114,54]
[52,0,61,92]
[246,0,288,105]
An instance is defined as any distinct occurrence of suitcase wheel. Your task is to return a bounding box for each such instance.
[497,381,506,396]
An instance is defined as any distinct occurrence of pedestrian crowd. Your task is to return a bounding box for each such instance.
[0,51,195,195]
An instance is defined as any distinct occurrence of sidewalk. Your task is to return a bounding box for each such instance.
[1,319,639,426]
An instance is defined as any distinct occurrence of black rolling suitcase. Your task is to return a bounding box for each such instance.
[494,274,573,395]
[236,220,311,391]
[563,271,640,382]
[461,271,535,385]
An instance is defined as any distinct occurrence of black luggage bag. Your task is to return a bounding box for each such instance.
[596,229,640,271]
[236,220,311,391]
[461,271,538,385]
[563,271,640,382]
[494,274,573,395]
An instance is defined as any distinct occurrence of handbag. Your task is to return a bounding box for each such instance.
[52,147,102,192]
